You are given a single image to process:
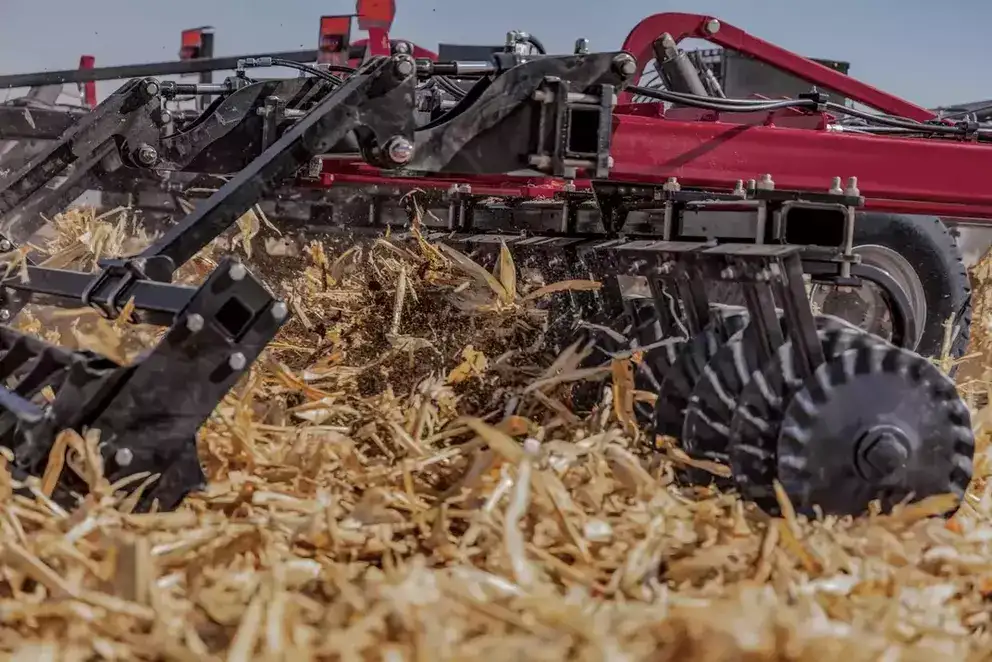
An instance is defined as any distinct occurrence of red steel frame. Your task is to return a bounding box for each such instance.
[314,12,992,223]
[618,12,936,120]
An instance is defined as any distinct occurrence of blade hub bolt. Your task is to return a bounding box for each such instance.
[229,263,247,281]
[0,239,11,252]
[856,427,910,481]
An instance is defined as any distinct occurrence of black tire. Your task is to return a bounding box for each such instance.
[851,213,971,362]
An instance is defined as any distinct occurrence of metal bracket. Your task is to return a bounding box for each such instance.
[0,256,288,511]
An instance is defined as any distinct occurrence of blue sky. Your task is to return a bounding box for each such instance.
[0,0,988,108]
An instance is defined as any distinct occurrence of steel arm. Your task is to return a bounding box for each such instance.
[0,104,90,141]
[619,12,936,121]
[0,44,439,91]
[0,78,165,243]
[0,54,426,511]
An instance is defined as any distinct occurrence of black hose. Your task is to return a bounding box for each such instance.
[628,85,812,112]
[522,34,547,54]
[627,85,992,139]
[434,75,467,100]
[269,57,347,86]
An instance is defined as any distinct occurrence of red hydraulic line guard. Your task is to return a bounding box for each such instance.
[356,0,395,30]
[180,28,204,60]
[318,15,353,65]
[620,12,936,121]
[357,0,393,58]
[78,55,96,108]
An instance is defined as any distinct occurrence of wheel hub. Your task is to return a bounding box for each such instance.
[809,244,927,350]
[854,425,910,481]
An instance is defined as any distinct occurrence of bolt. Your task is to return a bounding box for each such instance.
[0,239,11,252]
[228,262,247,281]
[662,176,680,192]
[308,156,323,179]
[828,176,843,195]
[143,80,161,97]
[186,313,205,333]
[732,180,745,196]
[154,109,173,126]
[756,173,775,190]
[136,144,158,166]
[705,19,721,35]
[393,55,415,78]
[861,432,909,478]
[856,428,910,481]
[271,301,289,322]
[392,41,411,55]
[0,310,10,322]
[845,176,860,197]
[720,267,735,280]
[228,352,247,371]
[574,38,590,55]
[114,447,134,467]
[384,136,415,165]
[612,53,637,78]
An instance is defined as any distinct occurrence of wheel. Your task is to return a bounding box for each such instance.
[810,213,972,363]
[777,333,974,517]
[727,314,880,512]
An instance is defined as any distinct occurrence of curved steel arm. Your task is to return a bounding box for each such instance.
[619,12,935,121]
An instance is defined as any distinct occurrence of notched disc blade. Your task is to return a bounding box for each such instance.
[681,311,785,486]
[727,315,881,512]
[654,306,748,441]
[777,334,974,517]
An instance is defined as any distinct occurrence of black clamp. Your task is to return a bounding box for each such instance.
[799,90,829,113]
[82,255,175,320]
[81,259,147,320]
[954,119,980,140]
